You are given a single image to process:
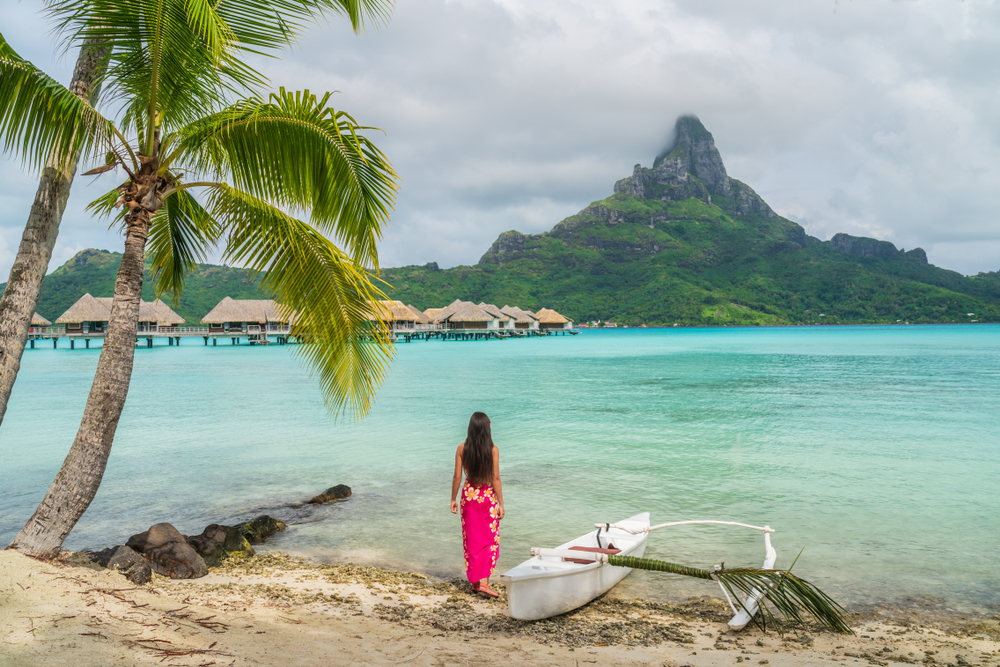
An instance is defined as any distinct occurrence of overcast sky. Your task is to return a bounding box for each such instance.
[3,0,999,279]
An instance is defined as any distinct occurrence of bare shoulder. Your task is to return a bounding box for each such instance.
[457,442,465,455]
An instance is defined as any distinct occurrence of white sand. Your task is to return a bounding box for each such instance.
[1,550,997,667]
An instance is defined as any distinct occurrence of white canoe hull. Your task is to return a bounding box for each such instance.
[500,512,649,621]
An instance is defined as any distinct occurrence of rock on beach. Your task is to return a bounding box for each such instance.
[106,545,153,584]
[307,484,352,504]
[185,524,255,567]
[237,515,287,544]
[126,523,208,579]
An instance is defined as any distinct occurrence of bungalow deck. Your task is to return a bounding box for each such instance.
[27,325,296,348]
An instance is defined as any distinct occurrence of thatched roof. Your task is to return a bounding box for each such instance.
[56,294,108,323]
[433,301,497,323]
[386,300,419,322]
[31,312,51,326]
[94,297,160,323]
[535,308,571,324]
[406,304,431,324]
[201,297,292,324]
[148,300,185,325]
[500,305,538,324]
[57,294,185,325]
[478,303,511,322]
[364,300,420,323]
[427,299,463,323]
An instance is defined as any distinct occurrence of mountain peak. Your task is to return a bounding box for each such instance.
[615,115,773,218]
[653,115,716,167]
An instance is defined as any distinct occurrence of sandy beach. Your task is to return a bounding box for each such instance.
[2,550,997,667]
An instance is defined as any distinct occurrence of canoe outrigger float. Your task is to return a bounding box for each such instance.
[500,513,851,633]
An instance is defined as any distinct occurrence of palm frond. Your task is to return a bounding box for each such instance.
[44,0,395,137]
[46,0,257,139]
[0,34,115,172]
[147,188,222,302]
[85,186,129,230]
[214,0,393,45]
[174,88,397,268]
[182,0,238,64]
[209,184,394,418]
[606,555,852,634]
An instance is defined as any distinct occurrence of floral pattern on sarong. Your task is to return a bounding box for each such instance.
[460,480,499,582]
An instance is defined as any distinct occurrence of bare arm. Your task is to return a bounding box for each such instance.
[450,443,464,514]
[491,445,504,519]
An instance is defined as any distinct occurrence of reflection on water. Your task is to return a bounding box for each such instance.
[1,325,998,617]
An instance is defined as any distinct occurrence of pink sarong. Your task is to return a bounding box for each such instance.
[459,480,500,582]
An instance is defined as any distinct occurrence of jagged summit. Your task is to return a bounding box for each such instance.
[615,115,774,218]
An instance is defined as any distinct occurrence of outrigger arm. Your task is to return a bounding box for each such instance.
[531,520,850,633]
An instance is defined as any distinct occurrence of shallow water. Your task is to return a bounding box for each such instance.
[1,326,997,615]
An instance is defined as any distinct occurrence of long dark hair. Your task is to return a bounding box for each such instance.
[464,412,494,486]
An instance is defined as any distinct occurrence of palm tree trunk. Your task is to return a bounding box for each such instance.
[8,214,150,557]
[0,41,108,428]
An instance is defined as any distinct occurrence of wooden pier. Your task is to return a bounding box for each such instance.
[27,323,576,349]
[393,328,578,343]
[27,325,296,349]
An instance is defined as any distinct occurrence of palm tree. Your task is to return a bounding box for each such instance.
[0,40,107,428]
[1,0,397,557]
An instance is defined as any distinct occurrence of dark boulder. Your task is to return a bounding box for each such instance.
[126,522,186,552]
[307,484,352,505]
[237,515,287,544]
[186,524,254,567]
[89,547,117,568]
[126,523,208,579]
[106,545,153,585]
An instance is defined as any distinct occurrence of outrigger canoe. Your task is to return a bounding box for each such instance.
[500,512,650,621]
[501,515,851,633]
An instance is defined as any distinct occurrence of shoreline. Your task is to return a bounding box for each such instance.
[2,550,997,667]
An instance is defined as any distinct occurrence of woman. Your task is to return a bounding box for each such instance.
[450,411,504,597]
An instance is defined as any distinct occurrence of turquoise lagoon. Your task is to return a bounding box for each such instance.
[1,326,998,616]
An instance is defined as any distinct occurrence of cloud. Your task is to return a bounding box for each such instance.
[1,0,998,280]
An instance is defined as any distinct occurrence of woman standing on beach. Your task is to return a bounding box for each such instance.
[450,412,504,597]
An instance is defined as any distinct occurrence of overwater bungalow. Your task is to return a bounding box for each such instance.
[500,305,540,331]
[367,300,419,329]
[200,297,292,334]
[432,300,500,330]
[423,307,444,321]
[535,308,573,330]
[57,293,184,334]
[406,304,431,325]
[146,301,185,331]
[479,303,515,330]
[30,313,51,329]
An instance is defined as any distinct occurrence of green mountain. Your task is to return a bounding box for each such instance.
[378,116,1000,325]
[5,116,998,327]
[3,249,270,325]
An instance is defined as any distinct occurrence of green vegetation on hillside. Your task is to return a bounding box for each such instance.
[377,193,999,326]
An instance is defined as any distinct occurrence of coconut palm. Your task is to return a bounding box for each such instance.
[0,41,107,428]
[1,0,397,557]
